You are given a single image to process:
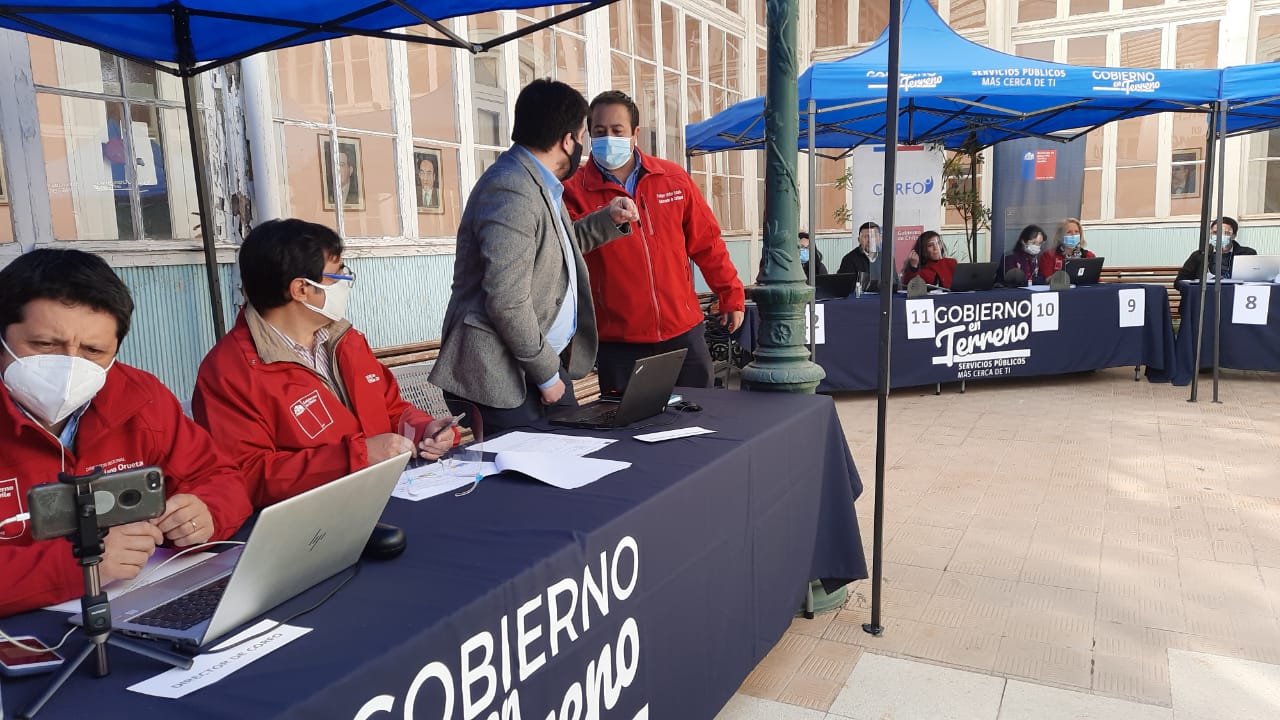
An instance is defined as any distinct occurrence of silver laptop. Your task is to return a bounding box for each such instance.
[89,452,409,649]
[1231,255,1280,283]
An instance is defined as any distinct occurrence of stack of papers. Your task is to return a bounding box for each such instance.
[395,432,630,500]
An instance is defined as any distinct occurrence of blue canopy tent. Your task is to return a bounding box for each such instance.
[0,0,617,336]
[685,0,1219,157]
[1219,62,1280,137]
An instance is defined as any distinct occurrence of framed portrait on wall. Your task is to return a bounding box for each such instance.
[413,147,443,214]
[319,135,365,211]
[1170,148,1201,199]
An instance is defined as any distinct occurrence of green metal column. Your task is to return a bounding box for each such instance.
[741,0,825,394]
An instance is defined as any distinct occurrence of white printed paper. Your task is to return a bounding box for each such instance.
[479,432,615,457]
[1118,288,1145,328]
[1031,293,1059,332]
[493,452,630,489]
[1232,284,1271,325]
[44,548,216,613]
[803,304,826,345]
[128,621,311,698]
[633,427,716,443]
[905,298,936,339]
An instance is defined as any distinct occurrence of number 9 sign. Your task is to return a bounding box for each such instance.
[1118,288,1145,328]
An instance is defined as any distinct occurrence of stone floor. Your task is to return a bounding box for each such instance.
[718,367,1280,719]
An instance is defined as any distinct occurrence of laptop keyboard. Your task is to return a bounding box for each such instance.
[132,576,230,630]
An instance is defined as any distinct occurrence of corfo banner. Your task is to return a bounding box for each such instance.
[849,144,946,262]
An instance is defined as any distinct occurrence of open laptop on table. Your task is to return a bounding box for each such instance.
[551,348,686,430]
[1230,255,1280,283]
[949,262,999,292]
[78,452,410,650]
[815,273,858,299]
[1062,257,1105,285]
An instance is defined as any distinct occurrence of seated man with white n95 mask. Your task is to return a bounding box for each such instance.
[193,219,458,509]
[0,249,252,617]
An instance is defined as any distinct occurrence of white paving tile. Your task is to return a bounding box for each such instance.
[714,694,827,720]
[827,653,1005,720]
[1169,649,1280,720]
[998,679,1172,720]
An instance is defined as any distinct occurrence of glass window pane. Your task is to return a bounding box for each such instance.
[282,125,337,226]
[1175,21,1218,69]
[331,134,398,238]
[552,4,585,35]
[1258,14,1280,62]
[757,46,766,94]
[687,79,705,124]
[725,35,741,90]
[275,43,329,124]
[1015,40,1055,61]
[556,33,587,94]
[40,94,133,240]
[859,0,889,44]
[31,38,118,95]
[661,3,679,71]
[610,0,631,53]
[406,38,459,142]
[727,177,744,231]
[1067,35,1106,66]
[1018,0,1056,23]
[1116,116,1158,167]
[816,0,849,48]
[1115,165,1156,218]
[1123,0,1161,9]
[664,70,682,162]
[950,0,986,31]
[756,0,765,28]
[1069,0,1108,17]
[1082,168,1102,221]
[636,61,658,155]
[332,37,392,133]
[816,158,846,231]
[686,18,703,79]
[139,105,198,240]
[1244,158,1280,214]
[415,146,461,238]
[634,0,656,61]
[611,53,633,96]
[1121,28,1162,68]
[475,148,502,177]
[708,27,725,91]
[518,20,553,88]
[471,16,508,150]
[1085,129,1103,170]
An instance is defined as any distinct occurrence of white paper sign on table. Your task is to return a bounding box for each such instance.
[128,621,311,698]
[1031,293,1059,332]
[1118,288,1145,328]
[905,298,935,339]
[633,427,716,443]
[804,304,826,345]
[1232,284,1271,325]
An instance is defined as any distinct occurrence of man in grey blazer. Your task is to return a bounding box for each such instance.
[431,79,639,433]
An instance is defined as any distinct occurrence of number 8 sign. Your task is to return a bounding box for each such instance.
[1232,285,1271,325]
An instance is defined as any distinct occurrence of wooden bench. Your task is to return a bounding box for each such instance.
[1097,266,1183,320]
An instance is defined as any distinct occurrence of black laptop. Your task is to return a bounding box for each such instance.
[949,262,999,292]
[551,349,687,430]
[815,273,858,299]
[1062,256,1104,285]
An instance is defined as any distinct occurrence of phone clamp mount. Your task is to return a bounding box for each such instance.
[19,468,192,719]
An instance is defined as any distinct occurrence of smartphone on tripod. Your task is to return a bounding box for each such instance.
[26,467,166,541]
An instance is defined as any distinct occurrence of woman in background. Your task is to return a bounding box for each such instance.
[1039,217,1095,279]
[902,230,957,288]
[1003,224,1048,285]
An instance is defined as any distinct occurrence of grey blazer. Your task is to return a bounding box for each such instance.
[430,147,628,409]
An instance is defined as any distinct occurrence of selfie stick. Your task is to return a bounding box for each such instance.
[19,470,192,719]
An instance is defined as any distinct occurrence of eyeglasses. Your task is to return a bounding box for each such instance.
[322,265,355,284]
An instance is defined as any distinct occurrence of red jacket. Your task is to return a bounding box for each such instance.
[562,153,745,343]
[193,311,450,508]
[903,257,958,288]
[0,365,252,617]
[1038,247,1096,279]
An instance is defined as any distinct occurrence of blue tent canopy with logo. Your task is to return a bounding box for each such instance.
[1218,62,1280,137]
[686,0,1219,155]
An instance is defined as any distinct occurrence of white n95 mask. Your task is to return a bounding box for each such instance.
[303,277,353,323]
[1025,244,1042,257]
[1,338,110,425]
[591,136,633,171]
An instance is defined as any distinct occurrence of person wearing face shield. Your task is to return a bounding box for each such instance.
[560,90,745,395]
[0,249,252,616]
[1039,218,1096,279]
[1003,224,1051,286]
[1175,216,1257,283]
[431,80,639,432]
[192,219,458,508]
[837,222,884,278]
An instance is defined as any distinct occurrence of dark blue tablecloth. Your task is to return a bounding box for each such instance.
[1169,281,1280,385]
[0,389,864,720]
[741,284,1174,392]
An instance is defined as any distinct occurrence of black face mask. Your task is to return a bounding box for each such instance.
[560,135,583,181]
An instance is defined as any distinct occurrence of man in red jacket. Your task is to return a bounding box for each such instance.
[563,91,746,394]
[193,219,455,508]
[0,249,251,617]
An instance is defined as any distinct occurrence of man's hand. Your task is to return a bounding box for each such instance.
[540,376,566,405]
[720,310,744,333]
[100,521,164,585]
[417,416,456,460]
[367,432,414,464]
[607,197,640,225]
[153,494,214,547]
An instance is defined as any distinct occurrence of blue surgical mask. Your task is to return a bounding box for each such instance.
[799,248,810,263]
[1062,234,1080,248]
[591,136,633,171]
